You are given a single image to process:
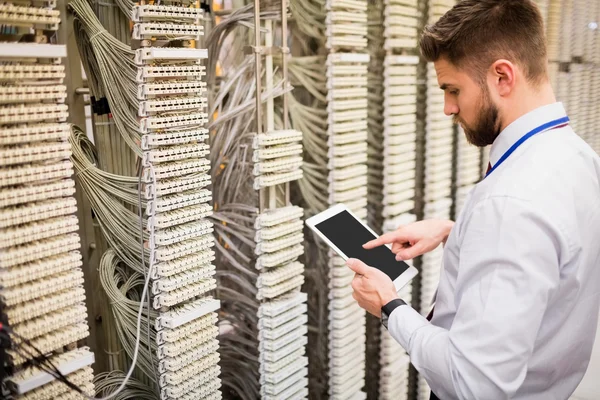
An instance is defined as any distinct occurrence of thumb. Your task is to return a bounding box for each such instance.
[346,258,370,275]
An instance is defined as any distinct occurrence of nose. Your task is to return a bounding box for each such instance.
[444,95,459,116]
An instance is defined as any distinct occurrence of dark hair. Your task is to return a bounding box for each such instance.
[419,0,548,86]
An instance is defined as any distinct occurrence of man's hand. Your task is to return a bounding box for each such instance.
[347,258,399,318]
[363,219,454,260]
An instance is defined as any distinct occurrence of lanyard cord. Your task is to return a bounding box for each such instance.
[485,116,570,177]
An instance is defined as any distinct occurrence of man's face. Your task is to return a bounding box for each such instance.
[434,58,502,147]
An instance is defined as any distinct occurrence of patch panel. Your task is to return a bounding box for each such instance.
[142,128,209,149]
[259,324,309,353]
[153,234,214,263]
[328,152,368,168]
[137,65,206,82]
[158,330,218,362]
[253,156,303,175]
[153,278,217,309]
[148,189,212,214]
[144,159,210,182]
[254,205,304,229]
[257,275,306,300]
[9,348,94,396]
[0,215,79,248]
[258,292,308,318]
[149,203,212,229]
[0,103,69,125]
[252,143,303,161]
[14,304,87,341]
[258,304,307,331]
[9,324,89,366]
[0,142,71,167]
[133,4,203,22]
[0,233,80,268]
[140,112,209,133]
[253,169,304,189]
[152,267,216,294]
[155,297,221,331]
[0,251,82,288]
[133,23,203,40]
[139,97,207,117]
[135,47,208,64]
[6,287,86,327]
[157,313,218,345]
[330,131,368,145]
[0,85,67,104]
[256,261,304,289]
[262,377,309,400]
[0,64,65,83]
[170,376,222,400]
[0,4,60,29]
[255,244,304,270]
[146,175,211,198]
[328,164,368,181]
[253,130,303,147]
[0,123,70,146]
[151,219,214,247]
[2,269,83,307]
[159,353,220,388]
[0,198,77,228]
[138,81,207,99]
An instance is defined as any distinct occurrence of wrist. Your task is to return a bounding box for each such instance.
[381,298,407,329]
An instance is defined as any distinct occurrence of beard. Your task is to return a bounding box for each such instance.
[453,89,502,147]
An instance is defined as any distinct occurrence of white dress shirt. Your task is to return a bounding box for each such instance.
[388,102,600,400]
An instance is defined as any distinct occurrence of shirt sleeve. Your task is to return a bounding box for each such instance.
[387,196,565,400]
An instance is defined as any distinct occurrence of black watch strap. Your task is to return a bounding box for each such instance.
[382,298,407,318]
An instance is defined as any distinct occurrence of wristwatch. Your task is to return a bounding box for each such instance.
[381,298,407,329]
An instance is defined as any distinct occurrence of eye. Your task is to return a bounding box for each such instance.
[450,90,459,96]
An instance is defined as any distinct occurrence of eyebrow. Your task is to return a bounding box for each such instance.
[440,83,455,90]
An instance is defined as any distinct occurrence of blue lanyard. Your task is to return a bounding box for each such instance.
[485,116,570,177]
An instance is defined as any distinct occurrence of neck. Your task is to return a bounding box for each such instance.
[499,82,557,131]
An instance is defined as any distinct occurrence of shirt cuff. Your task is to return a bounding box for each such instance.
[388,304,430,351]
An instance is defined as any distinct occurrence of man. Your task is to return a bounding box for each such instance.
[347,1,600,399]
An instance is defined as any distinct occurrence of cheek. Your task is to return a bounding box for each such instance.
[459,97,478,124]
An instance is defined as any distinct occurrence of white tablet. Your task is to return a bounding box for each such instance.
[306,203,418,292]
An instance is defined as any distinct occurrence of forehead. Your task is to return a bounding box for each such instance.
[434,58,471,87]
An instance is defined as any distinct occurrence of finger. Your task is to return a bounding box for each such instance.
[363,230,403,249]
[391,241,412,254]
[346,258,370,275]
[351,276,360,291]
[352,291,358,301]
[396,242,426,260]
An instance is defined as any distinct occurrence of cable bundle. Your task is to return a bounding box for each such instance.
[0,2,95,398]
[205,2,309,399]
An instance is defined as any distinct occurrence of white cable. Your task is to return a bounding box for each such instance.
[82,165,156,400]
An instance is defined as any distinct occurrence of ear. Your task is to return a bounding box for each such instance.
[489,59,516,97]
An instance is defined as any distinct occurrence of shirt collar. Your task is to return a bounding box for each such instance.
[489,102,568,167]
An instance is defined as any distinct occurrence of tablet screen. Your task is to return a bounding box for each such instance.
[315,210,409,280]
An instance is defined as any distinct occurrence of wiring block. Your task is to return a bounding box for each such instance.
[0,3,95,396]
[132,3,221,398]
[324,3,370,393]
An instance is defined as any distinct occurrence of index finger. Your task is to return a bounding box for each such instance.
[363,231,400,249]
